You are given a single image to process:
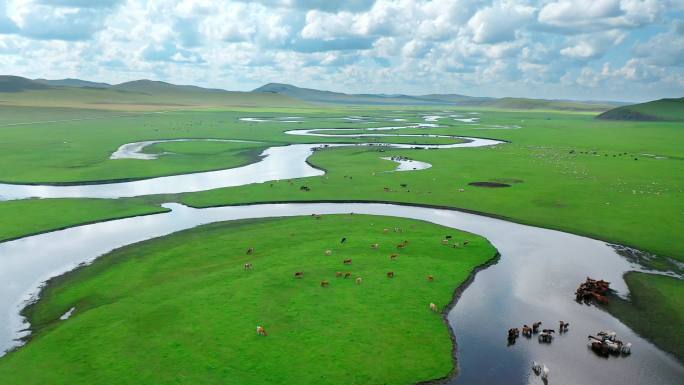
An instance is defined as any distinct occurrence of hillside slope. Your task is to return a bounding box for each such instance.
[0,76,306,110]
[597,98,684,121]
[254,82,618,111]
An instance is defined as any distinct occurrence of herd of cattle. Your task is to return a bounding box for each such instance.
[244,219,473,338]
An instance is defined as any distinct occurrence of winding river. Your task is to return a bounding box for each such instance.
[0,117,682,385]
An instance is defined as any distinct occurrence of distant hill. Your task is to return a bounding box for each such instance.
[112,79,227,94]
[254,83,618,111]
[0,76,50,92]
[597,98,684,121]
[253,83,447,105]
[33,78,111,89]
[0,76,305,111]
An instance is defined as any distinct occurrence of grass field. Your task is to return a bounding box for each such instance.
[0,198,167,243]
[0,215,497,385]
[605,272,684,360]
[0,103,682,369]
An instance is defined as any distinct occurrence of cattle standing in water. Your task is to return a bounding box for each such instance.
[539,329,555,343]
[559,321,570,332]
[387,271,395,278]
[522,325,532,337]
[343,259,352,265]
[294,272,304,279]
[508,328,520,341]
[246,247,254,255]
[532,321,542,333]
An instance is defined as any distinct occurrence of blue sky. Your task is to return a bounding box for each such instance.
[0,0,682,102]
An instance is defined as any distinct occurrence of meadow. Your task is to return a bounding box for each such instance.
[0,102,682,370]
[0,215,496,385]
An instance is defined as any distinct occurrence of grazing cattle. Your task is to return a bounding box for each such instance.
[325,249,332,256]
[256,325,267,336]
[344,272,352,279]
[246,247,254,255]
[532,321,542,333]
[294,272,304,279]
[458,188,465,193]
[429,302,437,312]
[244,263,253,270]
[340,237,347,244]
[371,243,379,249]
[343,258,352,265]
[383,228,389,233]
[559,321,570,332]
[320,280,330,287]
[396,243,406,249]
[427,275,434,282]
[390,253,398,261]
[442,239,449,245]
[387,271,395,278]
[463,240,470,246]
[356,277,362,285]
[335,271,343,278]
[445,235,452,239]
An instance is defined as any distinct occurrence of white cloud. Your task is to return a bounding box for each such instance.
[467,1,536,44]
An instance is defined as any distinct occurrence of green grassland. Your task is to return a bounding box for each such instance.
[597,97,684,121]
[0,215,497,385]
[0,198,167,243]
[605,272,684,360]
[176,111,684,266]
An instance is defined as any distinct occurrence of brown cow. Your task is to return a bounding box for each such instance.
[256,326,267,336]
[343,259,352,265]
[390,253,398,261]
[294,272,304,279]
[344,272,352,279]
[396,243,406,249]
[387,271,395,278]
[427,275,434,282]
[335,271,343,278]
[559,321,570,332]
[320,280,330,287]
[532,321,542,333]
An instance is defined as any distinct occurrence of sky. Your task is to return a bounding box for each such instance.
[0,0,683,102]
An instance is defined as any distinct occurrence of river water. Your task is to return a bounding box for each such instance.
[0,118,681,384]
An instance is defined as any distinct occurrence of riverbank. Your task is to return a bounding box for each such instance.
[0,214,497,385]
[604,272,684,362]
